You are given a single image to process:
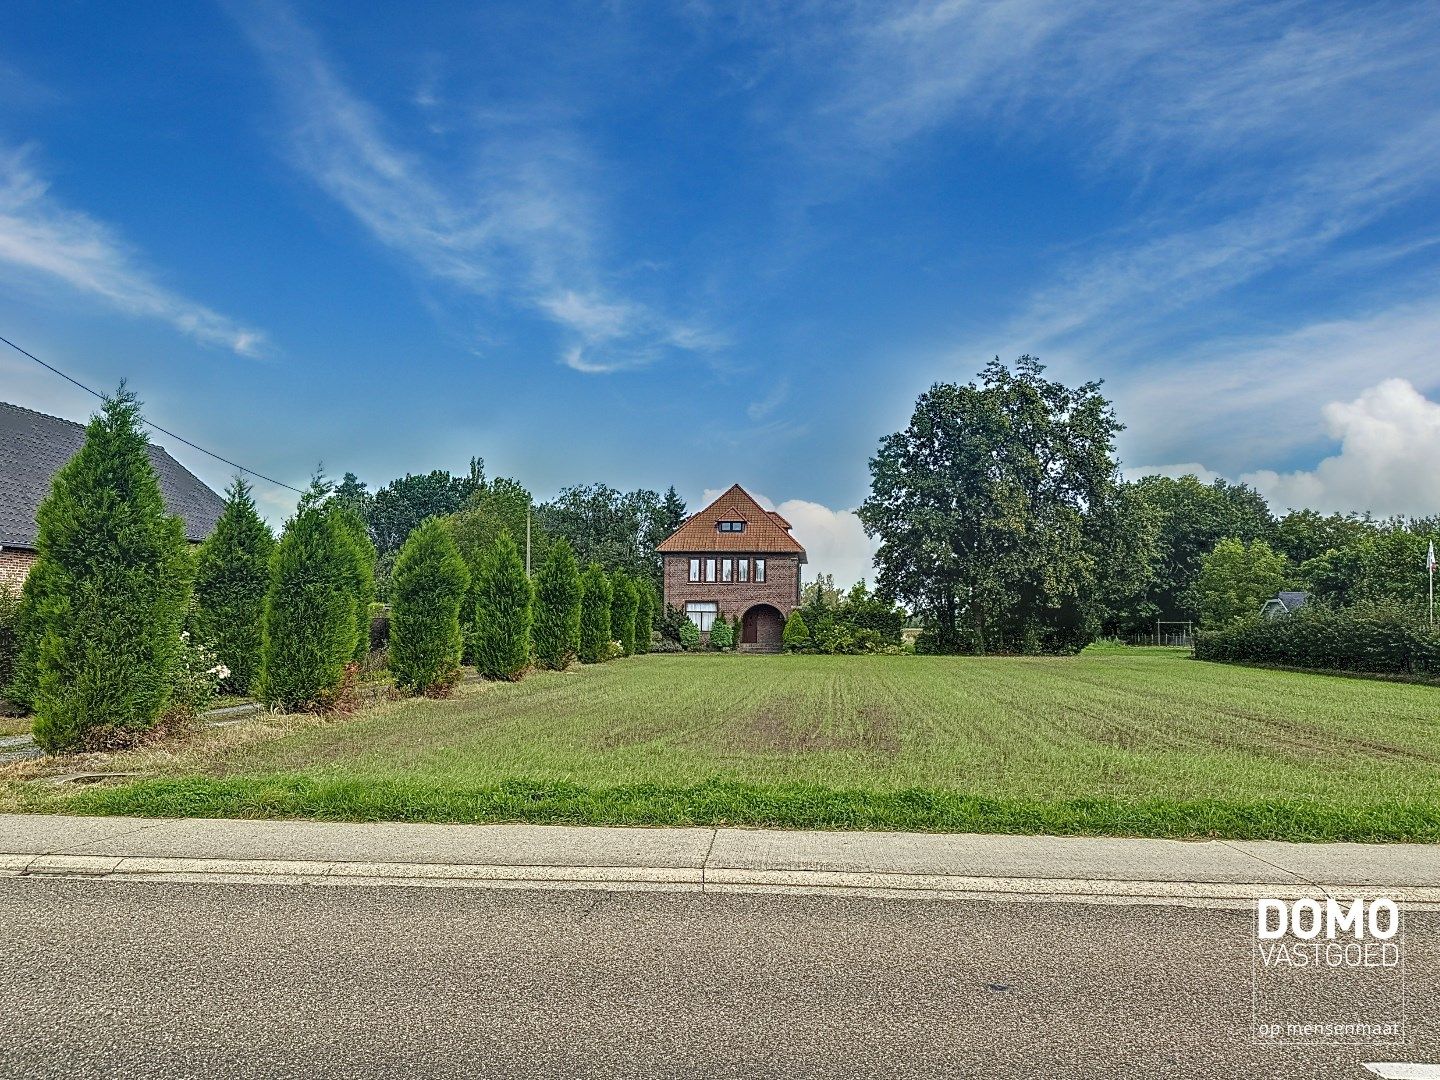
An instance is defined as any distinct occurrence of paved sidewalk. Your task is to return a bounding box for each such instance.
[1,814,1436,905]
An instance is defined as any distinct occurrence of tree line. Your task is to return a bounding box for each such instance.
[860,357,1439,653]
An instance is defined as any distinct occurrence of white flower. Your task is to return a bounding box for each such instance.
[209,664,231,680]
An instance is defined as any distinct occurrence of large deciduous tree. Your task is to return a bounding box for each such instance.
[859,357,1139,654]
[22,390,192,750]
[367,461,483,553]
[191,478,275,693]
[1193,537,1288,625]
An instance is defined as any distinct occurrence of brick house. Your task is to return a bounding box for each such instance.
[657,484,806,652]
[0,401,226,591]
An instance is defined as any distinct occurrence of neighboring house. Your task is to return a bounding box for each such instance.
[0,401,225,591]
[1260,591,1310,619]
[657,483,806,652]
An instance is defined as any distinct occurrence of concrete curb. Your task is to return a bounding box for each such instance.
[5,850,1440,907]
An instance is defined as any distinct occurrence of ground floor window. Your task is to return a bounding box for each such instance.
[685,602,719,631]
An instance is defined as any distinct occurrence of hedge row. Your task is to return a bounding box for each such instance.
[1194,603,1440,676]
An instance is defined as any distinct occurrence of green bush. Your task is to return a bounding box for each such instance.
[332,504,378,661]
[708,615,734,650]
[258,504,359,711]
[610,572,638,656]
[678,617,700,650]
[782,610,809,651]
[390,517,470,695]
[1194,602,1440,676]
[0,588,20,700]
[532,539,581,670]
[169,632,225,719]
[471,533,532,680]
[633,581,655,654]
[23,391,192,751]
[190,478,275,694]
[579,564,613,663]
[656,603,690,644]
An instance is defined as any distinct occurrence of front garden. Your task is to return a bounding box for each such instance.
[6,648,1440,842]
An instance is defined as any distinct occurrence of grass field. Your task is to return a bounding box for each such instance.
[5,649,1440,840]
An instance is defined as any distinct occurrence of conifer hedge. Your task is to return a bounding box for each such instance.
[191,478,274,693]
[258,504,358,710]
[708,614,734,649]
[633,580,654,654]
[332,505,378,661]
[23,391,192,750]
[389,517,469,695]
[1194,602,1440,677]
[578,563,613,663]
[532,539,581,670]
[472,533,532,680]
[610,572,638,656]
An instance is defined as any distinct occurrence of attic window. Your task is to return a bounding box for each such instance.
[717,520,746,533]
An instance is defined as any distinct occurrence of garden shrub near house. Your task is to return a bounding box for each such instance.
[471,534,532,680]
[258,503,360,711]
[708,615,734,650]
[23,391,192,751]
[782,610,809,652]
[191,478,274,694]
[1194,602,1440,677]
[390,517,470,695]
[0,588,20,700]
[677,616,700,651]
[633,581,654,655]
[532,540,582,670]
[578,563,613,663]
[610,572,638,656]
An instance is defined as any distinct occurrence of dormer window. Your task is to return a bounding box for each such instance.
[717,520,746,533]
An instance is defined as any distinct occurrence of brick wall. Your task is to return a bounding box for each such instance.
[662,553,801,623]
[0,548,36,594]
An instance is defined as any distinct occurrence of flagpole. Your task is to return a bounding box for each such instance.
[1429,541,1436,628]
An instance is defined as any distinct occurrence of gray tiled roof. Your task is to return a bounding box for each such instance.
[1277,591,1309,609]
[0,400,225,549]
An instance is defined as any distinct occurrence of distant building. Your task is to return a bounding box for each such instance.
[0,401,225,590]
[656,484,806,652]
[1260,591,1310,619]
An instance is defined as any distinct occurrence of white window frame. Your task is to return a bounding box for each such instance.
[685,602,719,632]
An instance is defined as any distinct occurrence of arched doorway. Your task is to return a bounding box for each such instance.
[740,603,784,646]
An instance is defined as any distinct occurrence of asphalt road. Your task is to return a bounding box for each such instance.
[0,879,1433,1079]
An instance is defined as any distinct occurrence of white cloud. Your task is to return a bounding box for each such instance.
[1120,462,1222,486]
[231,0,716,374]
[700,487,877,588]
[1240,379,1440,517]
[0,146,266,356]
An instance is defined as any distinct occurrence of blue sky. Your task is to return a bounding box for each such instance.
[3,1,1440,584]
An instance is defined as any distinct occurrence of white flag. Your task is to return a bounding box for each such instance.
[1430,540,1437,573]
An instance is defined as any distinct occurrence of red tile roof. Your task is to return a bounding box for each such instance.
[656,484,807,559]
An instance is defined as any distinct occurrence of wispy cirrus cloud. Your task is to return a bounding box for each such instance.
[0,145,266,356]
[230,0,717,374]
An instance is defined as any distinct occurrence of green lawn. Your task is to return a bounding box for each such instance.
[7,650,1440,840]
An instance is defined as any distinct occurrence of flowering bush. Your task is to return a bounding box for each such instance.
[168,631,226,719]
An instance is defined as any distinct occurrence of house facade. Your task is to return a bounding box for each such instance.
[656,484,806,651]
[0,401,226,591]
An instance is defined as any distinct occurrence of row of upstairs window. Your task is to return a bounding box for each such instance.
[688,557,766,583]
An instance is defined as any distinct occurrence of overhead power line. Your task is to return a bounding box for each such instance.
[0,333,307,496]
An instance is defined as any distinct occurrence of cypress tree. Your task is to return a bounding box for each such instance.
[610,572,639,656]
[782,610,810,651]
[258,504,357,710]
[532,539,581,670]
[578,563,613,663]
[390,517,469,695]
[191,478,274,693]
[472,533,532,680]
[709,614,734,650]
[26,390,191,751]
[331,504,377,660]
[633,580,654,654]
